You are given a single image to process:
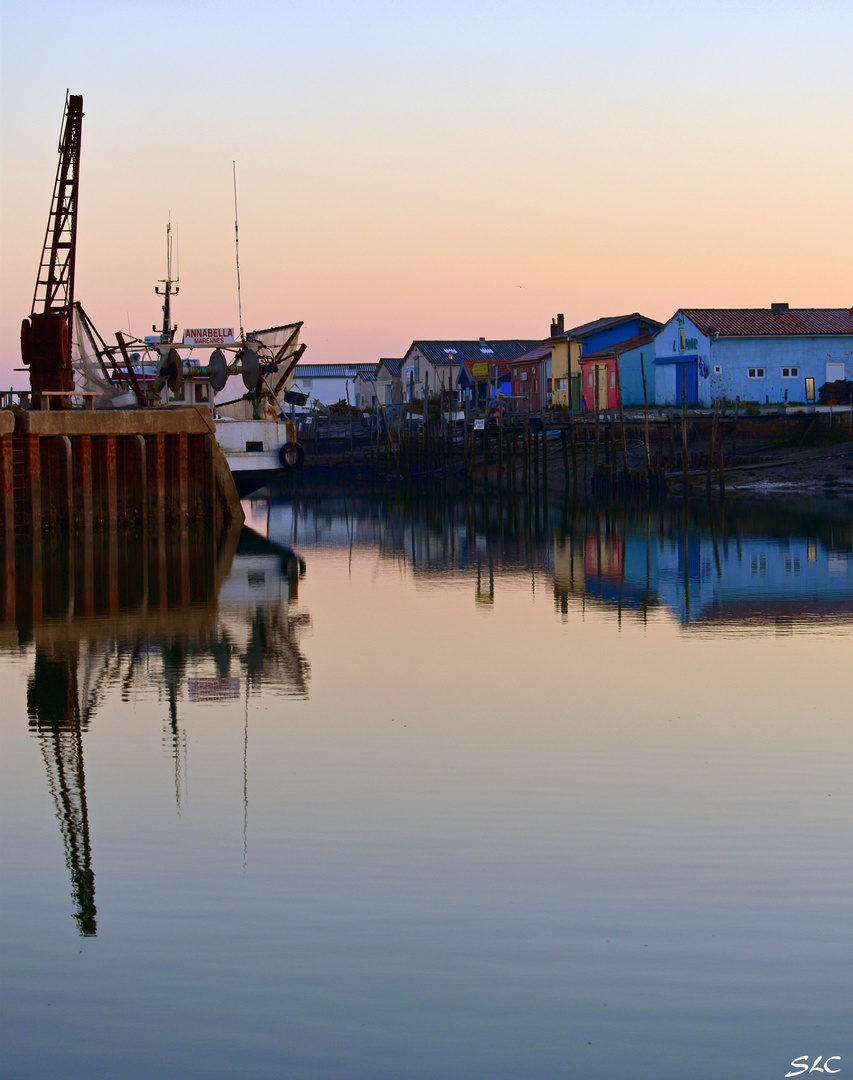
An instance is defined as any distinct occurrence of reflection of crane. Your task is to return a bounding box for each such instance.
[27,646,97,937]
[20,93,83,410]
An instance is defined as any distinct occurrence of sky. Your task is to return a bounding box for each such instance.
[1,0,851,386]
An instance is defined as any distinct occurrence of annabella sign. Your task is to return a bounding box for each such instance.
[182,328,235,347]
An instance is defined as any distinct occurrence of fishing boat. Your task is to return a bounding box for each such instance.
[73,224,308,497]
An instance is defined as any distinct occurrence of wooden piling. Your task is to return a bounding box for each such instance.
[640,351,651,482]
[616,353,628,478]
[706,400,718,496]
[681,367,688,495]
[569,409,577,494]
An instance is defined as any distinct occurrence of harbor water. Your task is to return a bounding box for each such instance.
[1,493,851,1080]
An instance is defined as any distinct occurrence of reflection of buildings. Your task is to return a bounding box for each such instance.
[554,507,853,627]
[657,531,853,626]
[265,495,555,581]
[1,522,310,936]
[554,522,660,619]
[267,496,853,629]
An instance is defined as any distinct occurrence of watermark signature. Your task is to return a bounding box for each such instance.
[785,1056,841,1077]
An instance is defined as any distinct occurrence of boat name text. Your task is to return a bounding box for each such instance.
[183,328,235,346]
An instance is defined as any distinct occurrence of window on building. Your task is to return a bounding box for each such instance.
[301,379,312,388]
[520,372,528,382]
[781,367,799,378]
[588,373,594,387]
[610,372,616,389]
[748,368,765,379]
[679,328,685,349]
[714,365,722,375]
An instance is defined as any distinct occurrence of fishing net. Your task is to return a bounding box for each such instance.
[72,306,136,407]
[249,322,302,385]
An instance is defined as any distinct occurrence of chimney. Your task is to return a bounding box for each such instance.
[550,313,565,337]
[771,302,789,313]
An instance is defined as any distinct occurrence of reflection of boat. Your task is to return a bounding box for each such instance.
[3,519,310,936]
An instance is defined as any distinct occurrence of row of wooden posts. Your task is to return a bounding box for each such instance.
[356,396,734,501]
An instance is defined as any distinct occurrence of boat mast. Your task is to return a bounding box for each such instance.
[154,219,179,342]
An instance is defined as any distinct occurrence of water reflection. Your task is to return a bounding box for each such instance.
[2,523,310,935]
[5,494,851,939]
[261,493,853,630]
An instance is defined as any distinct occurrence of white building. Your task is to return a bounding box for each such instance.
[289,364,377,411]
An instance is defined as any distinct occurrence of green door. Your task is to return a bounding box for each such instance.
[570,374,582,412]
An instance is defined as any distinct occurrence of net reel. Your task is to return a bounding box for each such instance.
[153,345,261,396]
[204,347,260,393]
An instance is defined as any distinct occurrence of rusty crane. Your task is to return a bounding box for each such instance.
[20,92,83,410]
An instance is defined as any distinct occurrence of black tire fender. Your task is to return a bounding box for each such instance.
[278,441,304,469]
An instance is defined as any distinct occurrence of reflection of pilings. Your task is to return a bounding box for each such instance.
[3,521,237,639]
[27,647,97,937]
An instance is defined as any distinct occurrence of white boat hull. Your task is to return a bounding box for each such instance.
[214,417,301,497]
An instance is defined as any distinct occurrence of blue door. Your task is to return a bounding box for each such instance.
[675,361,698,406]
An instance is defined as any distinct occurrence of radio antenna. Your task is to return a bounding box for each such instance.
[233,161,244,341]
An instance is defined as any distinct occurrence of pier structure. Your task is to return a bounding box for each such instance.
[0,404,243,537]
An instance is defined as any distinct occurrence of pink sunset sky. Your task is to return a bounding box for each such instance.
[1,0,851,387]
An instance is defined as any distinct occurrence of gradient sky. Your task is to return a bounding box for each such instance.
[1,0,851,386]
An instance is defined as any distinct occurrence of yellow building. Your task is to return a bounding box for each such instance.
[549,313,663,411]
[549,314,584,410]
[550,337,582,409]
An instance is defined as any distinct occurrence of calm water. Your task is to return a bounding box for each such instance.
[2,494,851,1080]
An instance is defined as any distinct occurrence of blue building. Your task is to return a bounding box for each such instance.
[654,306,853,407]
[550,313,662,410]
[576,331,657,410]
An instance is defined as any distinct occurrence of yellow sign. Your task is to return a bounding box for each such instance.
[472,362,489,377]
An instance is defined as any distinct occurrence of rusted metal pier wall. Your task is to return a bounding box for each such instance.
[0,406,243,537]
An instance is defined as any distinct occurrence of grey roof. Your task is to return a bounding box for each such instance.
[408,340,542,367]
[377,358,404,376]
[292,364,376,379]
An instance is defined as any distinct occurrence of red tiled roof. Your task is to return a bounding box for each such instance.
[682,308,853,337]
[506,342,552,367]
[579,332,656,362]
[459,357,511,379]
